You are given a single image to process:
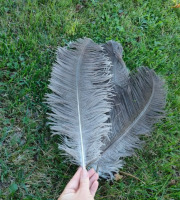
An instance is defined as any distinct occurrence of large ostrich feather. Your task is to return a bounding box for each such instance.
[46,38,113,168]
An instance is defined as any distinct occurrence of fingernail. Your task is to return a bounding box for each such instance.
[82,168,88,178]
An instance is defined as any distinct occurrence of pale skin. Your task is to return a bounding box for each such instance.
[58,167,99,200]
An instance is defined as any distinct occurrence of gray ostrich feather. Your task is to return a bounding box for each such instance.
[46,38,113,168]
[102,40,129,87]
[46,38,166,180]
[92,67,166,179]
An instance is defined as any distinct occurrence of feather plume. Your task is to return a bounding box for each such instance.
[46,38,113,168]
[91,67,166,179]
[102,40,129,87]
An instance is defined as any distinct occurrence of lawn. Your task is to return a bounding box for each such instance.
[0,0,180,199]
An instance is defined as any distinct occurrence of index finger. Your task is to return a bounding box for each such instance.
[64,167,82,191]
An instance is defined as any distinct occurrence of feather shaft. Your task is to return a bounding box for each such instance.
[75,40,89,168]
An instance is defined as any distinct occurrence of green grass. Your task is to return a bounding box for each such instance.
[0,0,180,199]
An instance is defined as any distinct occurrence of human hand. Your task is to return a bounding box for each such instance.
[58,167,99,200]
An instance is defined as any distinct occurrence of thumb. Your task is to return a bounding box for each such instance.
[79,168,89,192]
